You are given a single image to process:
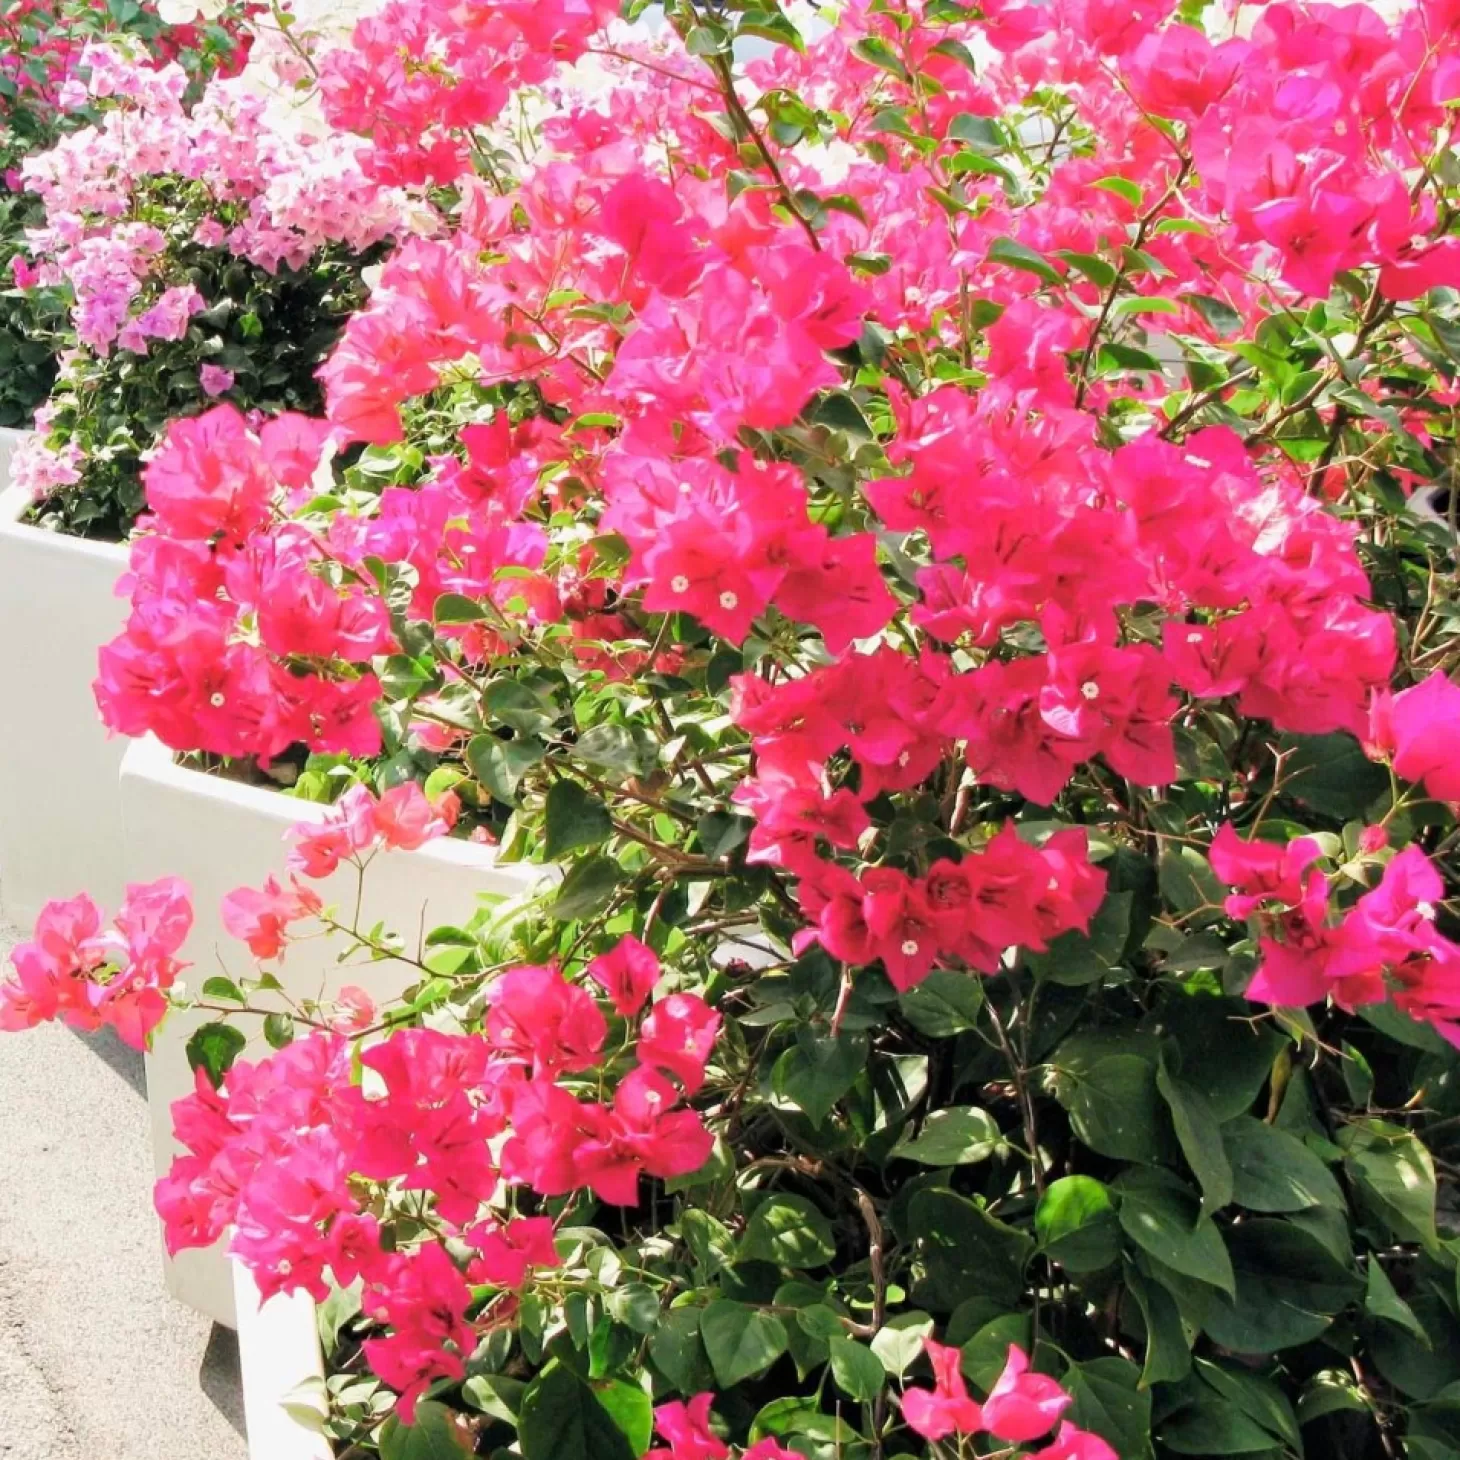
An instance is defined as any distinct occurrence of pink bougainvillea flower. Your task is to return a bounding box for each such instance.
[646,1394,729,1460]
[484,964,607,1077]
[465,1216,561,1289]
[199,363,234,397]
[981,1344,1073,1443]
[221,875,322,961]
[637,992,721,1095]
[586,934,661,1017]
[902,1339,984,1441]
[1368,672,1460,803]
[1029,1422,1121,1460]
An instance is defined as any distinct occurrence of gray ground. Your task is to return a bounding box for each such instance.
[0,919,247,1460]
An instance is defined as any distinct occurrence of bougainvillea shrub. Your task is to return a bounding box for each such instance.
[10,21,426,538]
[12,0,1460,1456]
[0,0,255,427]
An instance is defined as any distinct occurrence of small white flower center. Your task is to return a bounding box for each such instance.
[719,590,739,610]
[1418,901,1437,920]
[278,1259,292,1276]
[1080,681,1100,701]
[1186,631,1204,645]
[900,939,920,956]
[670,575,690,594]
[678,480,694,495]
[210,692,226,708]
[131,976,146,991]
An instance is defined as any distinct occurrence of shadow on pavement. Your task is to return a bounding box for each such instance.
[200,1324,247,1436]
[66,1023,146,1098]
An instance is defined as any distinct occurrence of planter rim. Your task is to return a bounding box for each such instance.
[122,733,546,881]
[0,481,131,566]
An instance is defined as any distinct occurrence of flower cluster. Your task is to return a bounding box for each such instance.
[19,40,418,357]
[903,1342,1113,1460]
[156,933,714,1418]
[93,405,391,757]
[0,879,191,1047]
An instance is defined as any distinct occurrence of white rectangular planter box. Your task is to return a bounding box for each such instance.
[0,444,131,928]
[121,734,548,1326]
[233,1259,332,1460]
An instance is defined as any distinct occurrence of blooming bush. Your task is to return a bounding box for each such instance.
[11,24,426,537]
[13,0,1460,1457]
[0,0,254,427]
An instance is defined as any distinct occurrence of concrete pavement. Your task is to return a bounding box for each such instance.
[0,921,247,1460]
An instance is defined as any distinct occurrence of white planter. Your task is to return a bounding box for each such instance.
[233,1260,332,1460]
[121,734,549,1325]
[0,451,131,928]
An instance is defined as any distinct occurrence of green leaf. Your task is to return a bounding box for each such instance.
[1093,175,1143,205]
[1051,1049,1163,1162]
[185,1022,247,1089]
[1186,1359,1302,1452]
[988,236,1065,285]
[1111,295,1182,317]
[461,1374,526,1424]
[699,1302,788,1388]
[870,1313,936,1377]
[909,1189,1033,1309]
[740,1194,837,1267]
[851,34,910,80]
[1223,1116,1344,1212]
[1296,1371,1368,1425]
[1341,1119,1438,1245]
[1365,1258,1429,1342]
[518,1365,636,1460]
[1057,250,1118,289]
[606,1284,662,1335]
[897,969,984,1036]
[201,976,245,1004]
[574,723,651,776]
[485,679,557,735]
[1064,1357,1154,1460]
[550,855,622,922]
[828,1336,885,1402]
[467,734,543,805]
[1158,847,1225,917]
[1280,732,1390,819]
[650,1307,714,1395]
[1200,1217,1361,1352]
[594,1381,653,1457]
[544,779,613,859]
[1158,1056,1233,1215]
[434,592,489,624]
[1114,1169,1235,1295]
[890,1106,1000,1166]
[737,8,805,52]
[263,1012,295,1050]
[773,1029,868,1126]
[1124,1260,1192,1386]
[1147,998,1285,1121]
[379,1400,470,1460]
[1160,1399,1284,1454]
[1036,1176,1121,1273]
[1371,1293,1460,1400]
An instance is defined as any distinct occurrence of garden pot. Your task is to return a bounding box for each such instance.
[233,1259,332,1460]
[120,734,551,1325]
[0,435,131,928]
